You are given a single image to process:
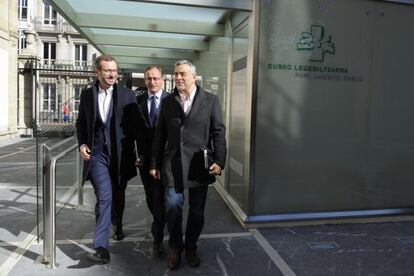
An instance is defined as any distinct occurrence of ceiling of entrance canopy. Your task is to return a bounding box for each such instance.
[49,0,252,72]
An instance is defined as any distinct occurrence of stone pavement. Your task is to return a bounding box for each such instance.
[1,138,414,276]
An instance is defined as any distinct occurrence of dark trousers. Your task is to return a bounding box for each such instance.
[111,178,128,226]
[89,148,112,249]
[140,166,166,242]
[164,185,208,251]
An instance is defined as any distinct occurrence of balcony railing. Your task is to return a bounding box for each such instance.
[41,60,94,72]
[32,16,78,34]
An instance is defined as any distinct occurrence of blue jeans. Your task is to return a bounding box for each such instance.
[164,185,208,251]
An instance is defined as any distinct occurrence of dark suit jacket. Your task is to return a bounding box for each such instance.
[151,86,227,191]
[76,81,138,185]
[136,90,168,170]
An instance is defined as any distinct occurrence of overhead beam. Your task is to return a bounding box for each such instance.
[118,63,175,73]
[88,32,209,51]
[118,0,252,11]
[100,45,198,60]
[77,13,224,36]
[113,56,176,66]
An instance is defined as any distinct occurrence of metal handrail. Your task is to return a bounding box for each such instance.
[42,142,81,268]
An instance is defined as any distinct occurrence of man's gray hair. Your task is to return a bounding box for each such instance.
[174,60,197,75]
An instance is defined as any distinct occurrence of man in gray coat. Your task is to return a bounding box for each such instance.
[150,60,227,270]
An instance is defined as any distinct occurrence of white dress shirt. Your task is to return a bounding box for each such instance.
[179,86,196,115]
[98,86,113,123]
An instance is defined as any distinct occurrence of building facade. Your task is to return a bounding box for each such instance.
[0,0,18,139]
[17,0,100,135]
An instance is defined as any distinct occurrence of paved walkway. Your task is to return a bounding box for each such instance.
[1,138,414,275]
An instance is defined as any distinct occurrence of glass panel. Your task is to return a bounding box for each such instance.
[43,43,49,59]
[228,21,249,205]
[254,0,414,215]
[52,10,57,24]
[43,84,48,98]
[82,45,87,61]
[73,86,82,112]
[50,43,56,60]
[43,1,50,24]
[36,142,43,240]
[196,31,230,188]
[54,140,78,214]
[22,7,27,20]
[51,86,56,111]
[44,3,49,17]
[75,45,80,60]
[37,137,79,240]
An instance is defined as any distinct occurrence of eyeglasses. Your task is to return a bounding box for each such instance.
[101,69,118,74]
[146,77,161,81]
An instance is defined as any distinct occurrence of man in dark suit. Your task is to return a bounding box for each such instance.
[76,54,137,264]
[136,65,168,255]
[150,60,227,270]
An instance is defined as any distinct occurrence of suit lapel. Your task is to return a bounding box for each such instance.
[92,82,98,125]
[186,86,204,120]
[140,93,151,127]
[112,83,118,124]
[158,90,167,115]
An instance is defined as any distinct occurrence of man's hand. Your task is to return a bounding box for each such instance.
[149,169,161,180]
[209,163,222,176]
[135,155,144,167]
[80,144,91,161]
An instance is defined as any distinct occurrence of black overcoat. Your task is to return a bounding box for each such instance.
[76,81,138,185]
[151,86,227,191]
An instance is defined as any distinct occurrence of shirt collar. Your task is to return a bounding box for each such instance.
[148,90,162,100]
[98,85,113,94]
[179,86,196,102]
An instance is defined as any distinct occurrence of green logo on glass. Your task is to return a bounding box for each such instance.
[297,25,335,62]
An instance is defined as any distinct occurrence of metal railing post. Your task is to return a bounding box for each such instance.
[42,141,78,269]
[77,148,83,206]
[42,143,56,268]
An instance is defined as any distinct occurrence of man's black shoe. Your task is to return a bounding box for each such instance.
[185,250,200,267]
[167,249,181,270]
[153,241,164,255]
[112,225,124,241]
[87,247,110,264]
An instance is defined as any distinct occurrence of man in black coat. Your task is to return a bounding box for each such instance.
[136,65,168,255]
[150,60,227,270]
[76,55,137,263]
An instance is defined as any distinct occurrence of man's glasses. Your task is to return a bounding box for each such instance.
[146,77,161,81]
[101,69,118,74]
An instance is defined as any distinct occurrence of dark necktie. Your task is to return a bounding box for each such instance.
[149,95,157,127]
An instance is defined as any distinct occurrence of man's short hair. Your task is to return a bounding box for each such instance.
[95,54,117,70]
[144,65,163,76]
[174,60,197,75]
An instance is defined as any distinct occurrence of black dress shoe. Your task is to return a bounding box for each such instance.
[185,250,200,267]
[88,247,110,264]
[112,225,124,241]
[167,249,181,270]
[153,241,164,255]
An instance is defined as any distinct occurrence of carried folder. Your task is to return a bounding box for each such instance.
[202,148,214,170]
